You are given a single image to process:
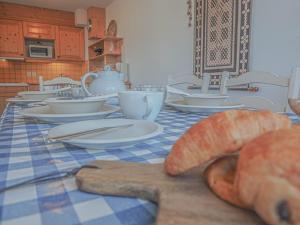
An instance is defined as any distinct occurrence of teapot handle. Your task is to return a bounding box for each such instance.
[81,72,99,97]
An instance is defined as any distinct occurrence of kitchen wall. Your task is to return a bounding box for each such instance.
[106,0,300,108]
[106,0,193,85]
[0,61,87,84]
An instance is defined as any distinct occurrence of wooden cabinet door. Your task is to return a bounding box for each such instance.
[87,7,106,40]
[56,26,84,61]
[0,19,24,58]
[23,22,56,40]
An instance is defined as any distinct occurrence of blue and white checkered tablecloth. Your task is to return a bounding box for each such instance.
[0,103,213,225]
[0,103,299,225]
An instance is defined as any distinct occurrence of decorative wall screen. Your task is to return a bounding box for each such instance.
[194,0,251,85]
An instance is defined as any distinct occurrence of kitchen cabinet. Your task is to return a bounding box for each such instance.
[55,26,84,61]
[0,19,24,58]
[87,7,106,40]
[0,84,28,114]
[0,2,75,27]
[23,22,56,40]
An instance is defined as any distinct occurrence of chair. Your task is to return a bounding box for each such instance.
[39,75,81,91]
[166,73,211,102]
[116,63,131,89]
[220,68,300,112]
[116,63,129,80]
[167,73,211,93]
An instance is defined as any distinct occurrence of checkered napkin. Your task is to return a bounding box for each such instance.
[0,103,210,225]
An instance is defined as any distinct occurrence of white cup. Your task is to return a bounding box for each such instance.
[119,91,165,121]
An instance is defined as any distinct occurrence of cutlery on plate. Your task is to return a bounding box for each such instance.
[48,124,134,141]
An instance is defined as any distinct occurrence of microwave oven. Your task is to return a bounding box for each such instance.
[29,45,53,58]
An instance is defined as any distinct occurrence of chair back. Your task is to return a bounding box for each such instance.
[39,76,81,91]
[166,74,211,102]
[167,74,211,92]
[220,68,300,112]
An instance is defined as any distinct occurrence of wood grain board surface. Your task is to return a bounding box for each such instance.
[76,160,265,225]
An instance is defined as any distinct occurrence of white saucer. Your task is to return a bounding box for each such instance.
[20,104,120,124]
[48,119,164,149]
[7,97,42,105]
[166,100,244,113]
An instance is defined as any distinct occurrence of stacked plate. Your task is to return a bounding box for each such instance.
[166,93,244,113]
[7,97,42,106]
[7,87,71,105]
[20,96,120,124]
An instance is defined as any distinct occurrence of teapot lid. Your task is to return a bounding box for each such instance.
[99,65,119,76]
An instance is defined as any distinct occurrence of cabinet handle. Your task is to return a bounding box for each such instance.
[88,19,92,32]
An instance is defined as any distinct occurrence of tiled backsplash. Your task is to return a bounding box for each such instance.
[0,61,87,84]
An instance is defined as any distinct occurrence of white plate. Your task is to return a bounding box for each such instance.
[6,97,42,105]
[48,119,164,149]
[20,104,120,124]
[183,94,229,106]
[18,87,71,101]
[166,100,244,113]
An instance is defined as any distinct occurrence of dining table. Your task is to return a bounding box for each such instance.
[0,102,299,225]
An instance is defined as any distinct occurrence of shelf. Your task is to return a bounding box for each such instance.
[88,35,123,72]
[25,58,85,63]
[0,83,28,87]
[89,53,121,61]
[88,36,123,48]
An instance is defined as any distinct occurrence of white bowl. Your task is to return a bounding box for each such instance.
[45,96,106,114]
[183,94,229,106]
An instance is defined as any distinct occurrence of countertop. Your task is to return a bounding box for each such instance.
[0,83,29,87]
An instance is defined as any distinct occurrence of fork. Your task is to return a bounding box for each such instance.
[48,124,134,141]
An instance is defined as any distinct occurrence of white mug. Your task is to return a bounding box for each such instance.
[119,91,165,121]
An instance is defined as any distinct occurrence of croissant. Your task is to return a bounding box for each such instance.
[165,110,291,175]
[204,155,249,209]
[235,127,300,225]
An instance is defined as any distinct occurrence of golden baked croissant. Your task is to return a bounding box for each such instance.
[165,110,291,175]
[204,155,249,209]
[235,127,300,225]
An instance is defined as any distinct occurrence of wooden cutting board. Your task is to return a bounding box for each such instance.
[76,160,265,225]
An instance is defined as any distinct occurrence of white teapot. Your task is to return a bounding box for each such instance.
[81,65,127,96]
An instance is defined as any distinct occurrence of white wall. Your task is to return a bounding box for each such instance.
[106,0,300,108]
[250,0,300,74]
[106,0,193,85]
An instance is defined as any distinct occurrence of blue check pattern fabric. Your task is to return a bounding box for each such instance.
[0,102,211,225]
[0,103,299,225]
